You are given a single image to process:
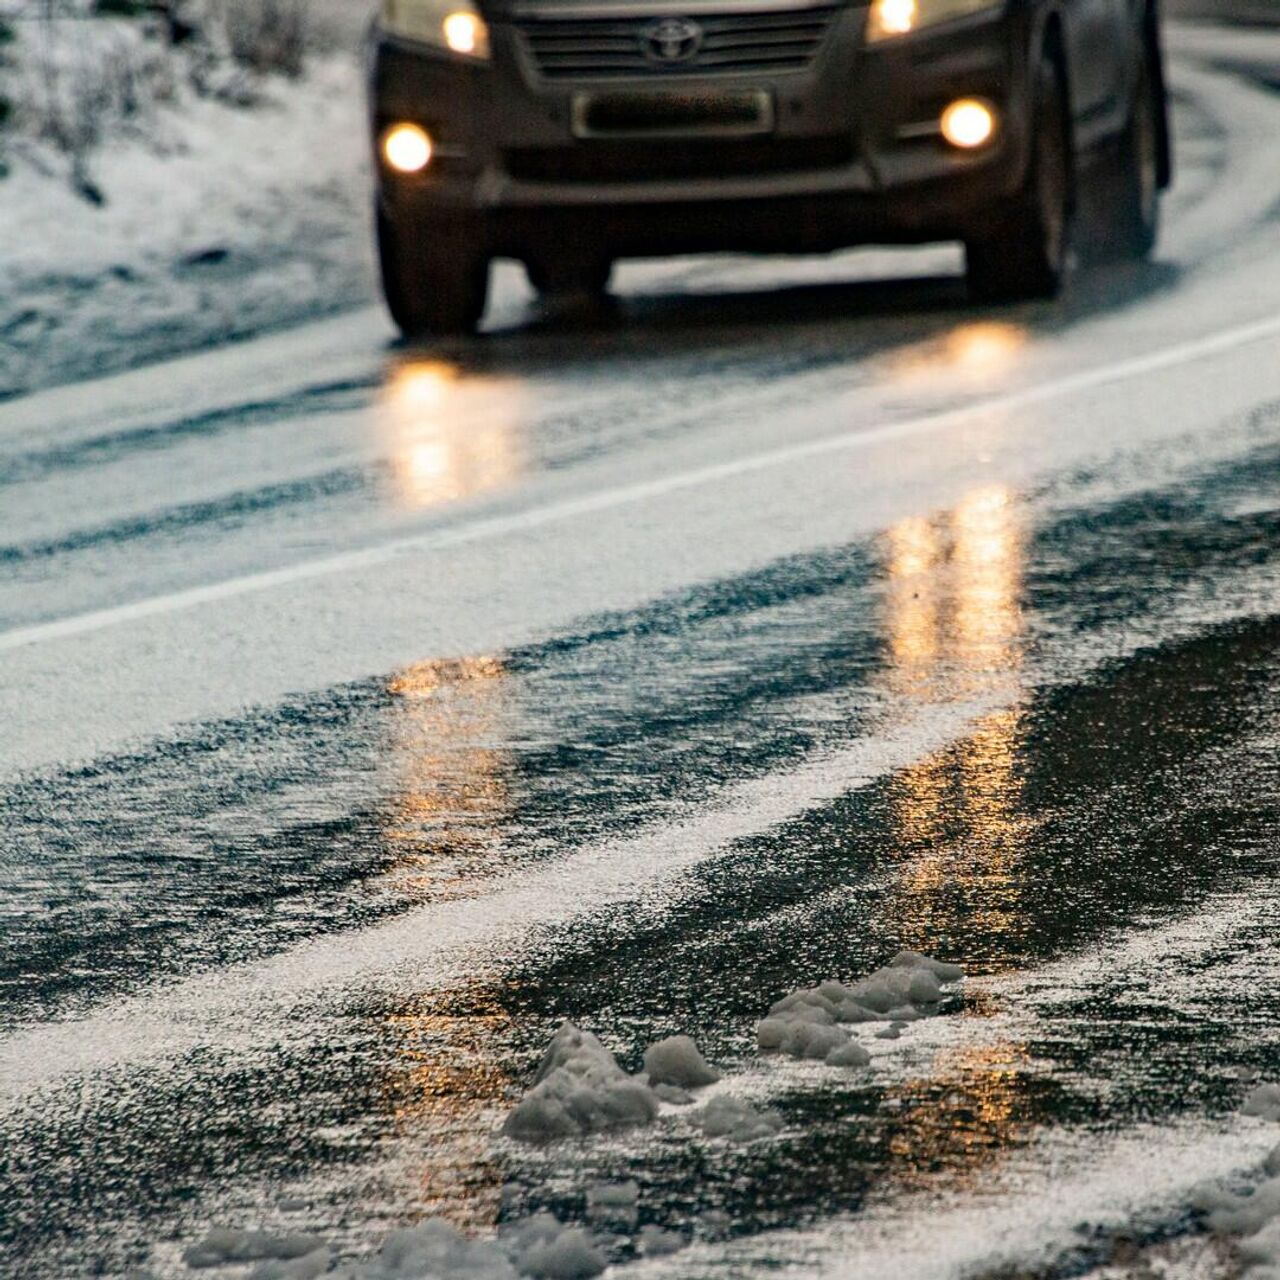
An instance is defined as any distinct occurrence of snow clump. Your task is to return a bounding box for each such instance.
[1196,1178,1280,1237]
[503,1023,659,1143]
[1194,1176,1280,1277]
[643,1035,721,1089]
[501,1216,607,1280]
[328,1219,512,1280]
[636,1225,684,1257]
[653,1083,695,1105]
[1185,1082,1280,1276]
[694,1094,783,1141]
[325,1215,605,1280]
[757,951,963,1067]
[1245,1084,1280,1123]
[184,1228,327,1269]
[251,1250,332,1280]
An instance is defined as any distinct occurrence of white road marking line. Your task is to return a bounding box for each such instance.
[3,311,1279,656]
[0,697,993,1097]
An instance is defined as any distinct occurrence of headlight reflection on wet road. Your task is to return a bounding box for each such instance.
[381,361,527,511]
[881,1041,1035,1195]
[379,995,514,1229]
[883,483,1025,701]
[871,485,1034,1196]
[380,655,517,899]
[881,484,1032,958]
[888,320,1029,389]
[373,659,521,1229]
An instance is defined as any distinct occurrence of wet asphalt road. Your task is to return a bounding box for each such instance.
[3,21,1280,1280]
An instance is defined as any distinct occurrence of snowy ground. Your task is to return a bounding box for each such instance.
[0,2,376,398]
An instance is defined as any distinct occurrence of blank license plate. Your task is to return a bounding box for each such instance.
[572,89,774,139]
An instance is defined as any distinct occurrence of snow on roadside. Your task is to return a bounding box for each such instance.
[0,19,373,398]
[161,954,960,1277]
[137,876,1280,1280]
[176,1096,1280,1280]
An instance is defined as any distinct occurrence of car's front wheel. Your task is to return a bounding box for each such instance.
[1099,41,1162,261]
[966,55,1073,302]
[376,208,489,338]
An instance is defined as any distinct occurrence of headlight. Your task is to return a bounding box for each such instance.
[383,123,434,172]
[866,0,1002,42]
[381,0,491,58]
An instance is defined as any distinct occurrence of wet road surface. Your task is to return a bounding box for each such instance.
[3,22,1280,1280]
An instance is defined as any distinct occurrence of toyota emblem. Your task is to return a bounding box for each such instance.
[641,16,704,65]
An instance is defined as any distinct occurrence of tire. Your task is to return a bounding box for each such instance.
[966,55,1073,303]
[1100,43,1161,261]
[524,253,613,300]
[376,207,489,338]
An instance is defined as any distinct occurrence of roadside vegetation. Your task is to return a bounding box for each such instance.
[0,0,374,400]
[2,0,354,200]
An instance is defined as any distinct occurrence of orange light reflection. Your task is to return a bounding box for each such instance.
[380,655,515,900]
[372,657,521,1228]
[382,361,526,510]
[879,484,1030,956]
[379,996,514,1229]
[880,1041,1033,1195]
[890,321,1029,386]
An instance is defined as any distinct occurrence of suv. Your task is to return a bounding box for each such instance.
[368,0,1171,335]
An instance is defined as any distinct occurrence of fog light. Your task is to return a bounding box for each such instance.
[383,123,433,174]
[940,98,996,149]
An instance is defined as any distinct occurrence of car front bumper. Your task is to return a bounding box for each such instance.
[370,1,1034,257]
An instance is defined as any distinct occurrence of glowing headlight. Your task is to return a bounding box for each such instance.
[383,123,433,172]
[867,0,1002,41]
[441,10,486,53]
[940,98,996,148]
[381,0,491,58]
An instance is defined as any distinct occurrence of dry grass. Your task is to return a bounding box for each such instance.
[0,0,367,182]
[208,0,308,76]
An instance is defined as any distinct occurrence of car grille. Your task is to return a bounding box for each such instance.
[516,7,839,80]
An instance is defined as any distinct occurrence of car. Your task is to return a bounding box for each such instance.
[368,0,1172,335]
